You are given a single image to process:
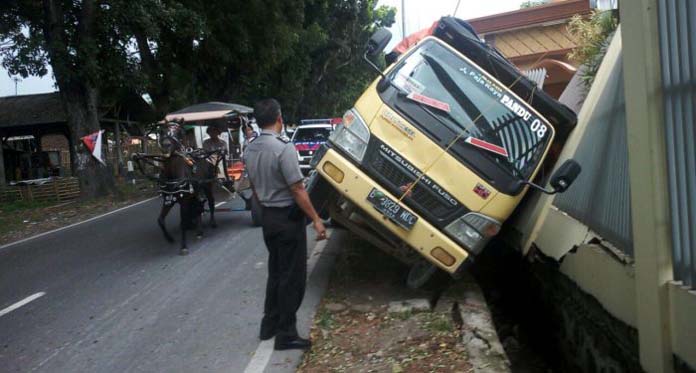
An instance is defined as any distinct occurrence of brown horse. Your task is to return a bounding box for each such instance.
[134,122,224,255]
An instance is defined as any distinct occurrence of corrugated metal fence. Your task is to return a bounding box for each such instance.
[658,0,696,289]
[553,43,634,256]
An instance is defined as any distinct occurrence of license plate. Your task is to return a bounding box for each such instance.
[366,188,418,230]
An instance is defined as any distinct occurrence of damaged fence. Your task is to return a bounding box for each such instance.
[0,177,81,204]
[553,42,634,257]
[658,0,696,289]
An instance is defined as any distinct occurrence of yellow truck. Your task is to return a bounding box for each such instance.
[308,17,580,287]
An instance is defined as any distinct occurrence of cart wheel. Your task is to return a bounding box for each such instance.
[406,259,439,289]
[251,195,262,227]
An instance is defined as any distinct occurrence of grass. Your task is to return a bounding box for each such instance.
[0,199,55,213]
[0,180,156,245]
[317,308,335,329]
[393,310,413,320]
[426,315,453,333]
[0,200,56,238]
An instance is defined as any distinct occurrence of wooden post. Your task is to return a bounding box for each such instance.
[621,2,675,372]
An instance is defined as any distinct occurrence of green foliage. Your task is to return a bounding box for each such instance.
[567,10,618,88]
[0,0,396,122]
[317,308,336,329]
[0,199,53,213]
[426,314,452,332]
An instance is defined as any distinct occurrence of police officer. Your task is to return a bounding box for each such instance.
[245,98,327,351]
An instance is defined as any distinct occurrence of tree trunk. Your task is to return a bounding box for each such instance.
[61,86,116,198]
[42,0,115,198]
[0,140,6,186]
[114,121,123,176]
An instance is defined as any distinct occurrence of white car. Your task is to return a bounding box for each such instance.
[291,123,335,174]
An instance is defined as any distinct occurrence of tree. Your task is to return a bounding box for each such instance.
[1,0,116,197]
[297,1,396,119]
[567,10,618,88]
[116,0,395,122]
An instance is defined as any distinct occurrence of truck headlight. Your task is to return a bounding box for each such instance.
[330,109,370,163]
[444,213,501,255]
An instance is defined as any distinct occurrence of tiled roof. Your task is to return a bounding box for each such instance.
[467,0,591,35]
[0,92,66,129]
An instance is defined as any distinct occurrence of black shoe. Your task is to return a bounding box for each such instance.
[274,336,311,351]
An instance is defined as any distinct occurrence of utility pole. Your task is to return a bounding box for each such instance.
[12,77,21,95]
[453,0,462,17]
[401,0,406,39]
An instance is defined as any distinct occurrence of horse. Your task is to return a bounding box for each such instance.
[133,122,224,255]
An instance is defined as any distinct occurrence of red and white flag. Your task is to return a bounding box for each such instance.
[81,130,106,165]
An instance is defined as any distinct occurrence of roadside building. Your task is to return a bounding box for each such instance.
[0,92,154,185]
[467,0,591,98]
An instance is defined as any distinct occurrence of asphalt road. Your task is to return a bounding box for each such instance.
[0,196,336,373]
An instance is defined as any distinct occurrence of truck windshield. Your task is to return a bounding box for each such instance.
[387,39,554,180]
[293,127,332,143]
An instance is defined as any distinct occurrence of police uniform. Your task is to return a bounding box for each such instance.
[244,129,306,341]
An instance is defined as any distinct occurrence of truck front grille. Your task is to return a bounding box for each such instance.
[364,140,461,222]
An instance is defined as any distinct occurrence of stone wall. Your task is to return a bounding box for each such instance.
[527,250,643,373]
[473,242,645,373]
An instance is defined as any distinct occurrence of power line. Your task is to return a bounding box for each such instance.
[453,0,462,16]
[401,0,406,39]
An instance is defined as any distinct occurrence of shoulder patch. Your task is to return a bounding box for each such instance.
[276,135,291,144]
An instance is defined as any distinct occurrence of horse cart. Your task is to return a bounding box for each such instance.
[132,102,258,255]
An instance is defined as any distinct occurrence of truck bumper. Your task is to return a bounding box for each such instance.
[315,148,470,273]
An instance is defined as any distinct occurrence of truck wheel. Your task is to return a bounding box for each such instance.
[250,196,262,227]
[406,259,439,289]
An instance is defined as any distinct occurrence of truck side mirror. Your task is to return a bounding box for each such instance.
[550,160,581,193]
[366,28,392,58]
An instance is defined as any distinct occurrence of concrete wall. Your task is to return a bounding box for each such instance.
[669,283,696,370]
[531,209,696,373]
[507,21,696,372]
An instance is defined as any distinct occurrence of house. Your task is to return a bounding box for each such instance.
[467,0,592,98]
[0,92,154,184]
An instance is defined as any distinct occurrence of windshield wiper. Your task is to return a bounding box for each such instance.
[395,91,524,179]
[421,54,494,134]
[396,91,470,137]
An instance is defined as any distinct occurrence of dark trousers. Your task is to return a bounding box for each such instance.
[260,206,307,339]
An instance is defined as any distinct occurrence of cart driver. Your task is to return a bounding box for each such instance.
[203,124,227,177]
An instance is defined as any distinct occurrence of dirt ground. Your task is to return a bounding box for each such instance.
[298,232,474,373]
[0,181,156,246]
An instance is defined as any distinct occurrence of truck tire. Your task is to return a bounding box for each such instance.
[406,259,440,289]
[250,196,262,227]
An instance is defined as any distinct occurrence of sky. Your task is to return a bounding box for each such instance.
[379,0,524,45]
[0,0,525,98]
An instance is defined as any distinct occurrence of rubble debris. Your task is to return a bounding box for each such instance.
[387,299,431,314]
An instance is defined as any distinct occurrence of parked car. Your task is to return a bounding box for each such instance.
[291,119,340,174]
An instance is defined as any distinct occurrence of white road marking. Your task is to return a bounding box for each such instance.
[242,230,332,373]
[0,197,158,251]
[0,292,46,318]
